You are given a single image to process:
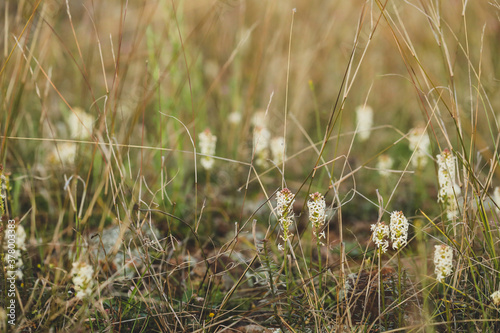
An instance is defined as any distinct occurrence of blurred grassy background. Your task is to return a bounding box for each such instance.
[2,1,498,221]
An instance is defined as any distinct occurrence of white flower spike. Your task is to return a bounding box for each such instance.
[199,128,217,170]
[308,192,326,241]
[491,290,500,306]
[390,211,409,250]
[371,221,390,253]
[355,105,373,142]
[276,188,295,247]
[270,137,286,165]
[434,245,453,283]
[71,261,95,299]
[376,154,393,177]
[408,127,430,168]
[253,126,271,167]
[437,149,460,219]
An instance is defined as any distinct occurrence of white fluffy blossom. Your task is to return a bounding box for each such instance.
[71,261,95,299]
[5,250,23,280]
[371,221,390,253]
[67,107,94,140]
[308,192,326,243]
[390,211,409,250]
[253,126,271,167]
[376,154,393,177]
[3,225,26,280]
[493,187,500,212]
[228,111,242,125]
[251,110,272,167]
[199,129,217,170]
[408,127,431,168]
[251,110,268,128]
[437,149,460,219]
[47,142,77,166]
[270,137,286,165]
[16,225,27,251]
[276,188,295,247]
[355,105,373,141]
[434,245,453,283]
[491,290,500,306]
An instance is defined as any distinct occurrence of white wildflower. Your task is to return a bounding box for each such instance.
[47,142,77,166]
[491,290,500,306]
[67,107,94,140]
[199,128,217,170]
[251,110,267,128]
[253,126,271,167]
[376,154,393,177]
[279,215,294,244]
[408,127,431,168]
[308,192,326,241]
[16,225,27,251]
[371,221,390,253]
[493,187,500,212]
[276,188,295,245]
[434,244,453,283]
[437,149,460,219]
[228,111,242,125]
[276,188,294,217]
[270,137,286,165]
[11,262,23,280]
[4,249,24,280]
[3,224,26,280]
[390,211,409,250]
[71,261,94,299]
[355,105,373,141]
